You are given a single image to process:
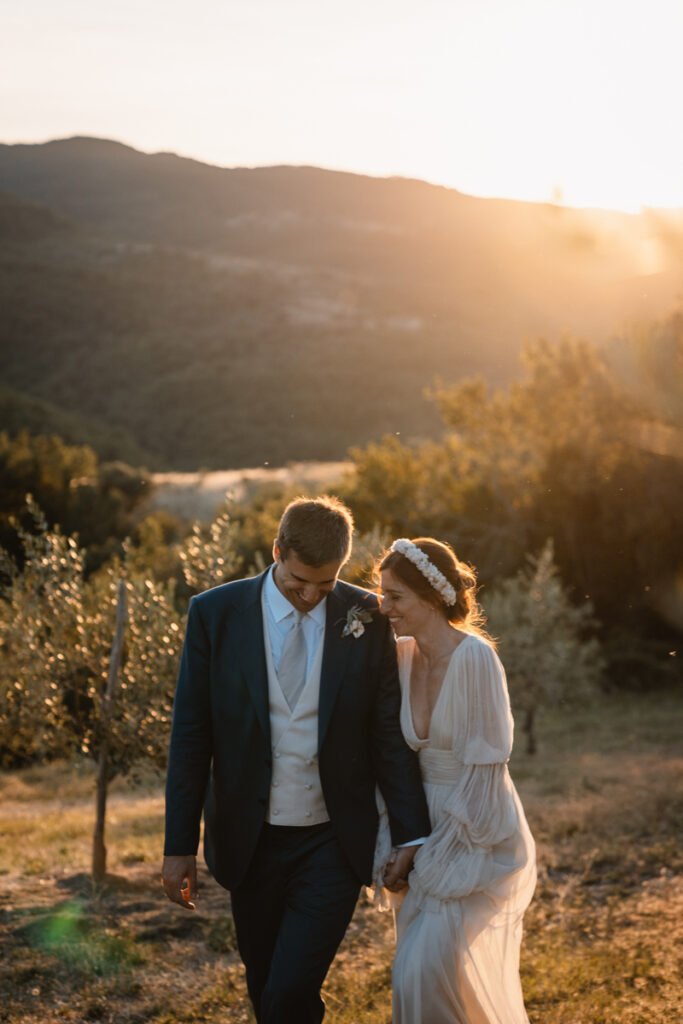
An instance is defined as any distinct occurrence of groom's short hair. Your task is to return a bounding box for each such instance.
[277,496,353,567]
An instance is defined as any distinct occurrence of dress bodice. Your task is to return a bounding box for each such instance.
[396,633,513,768]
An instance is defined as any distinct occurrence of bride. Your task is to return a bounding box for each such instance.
[377,537,536,1024]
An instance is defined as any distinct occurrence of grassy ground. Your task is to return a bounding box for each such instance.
[1,691,681,1023]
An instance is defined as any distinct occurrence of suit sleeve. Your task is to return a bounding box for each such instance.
[164,597,213,856]
[371,619,431,846]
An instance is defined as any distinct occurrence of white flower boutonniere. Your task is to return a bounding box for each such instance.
[342,604,373,638]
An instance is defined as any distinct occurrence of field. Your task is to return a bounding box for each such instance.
[1,691,681,1024]
[145,462,351,523]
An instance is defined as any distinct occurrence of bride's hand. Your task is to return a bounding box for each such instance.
[383,846,415,892]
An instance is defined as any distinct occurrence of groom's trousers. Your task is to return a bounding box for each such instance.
[230,821,361,1024]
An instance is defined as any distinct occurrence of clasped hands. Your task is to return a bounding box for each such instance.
[382,845,417,892]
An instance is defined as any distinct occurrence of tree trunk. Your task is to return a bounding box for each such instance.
[524,706,537,756]
[92,581,127,882]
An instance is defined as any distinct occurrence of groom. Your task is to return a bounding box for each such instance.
[162,496,430,1023]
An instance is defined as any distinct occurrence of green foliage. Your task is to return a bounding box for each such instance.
[126,510,189,585]
[343,524,390,587]
[0,382,153,466]
[89,569,181,777]
[226,486,299,574]
[0,500,86,764]
[0,430,96,549]
[0,430,152,570]
[346,328,683,675]
[224,486,388,586]
[0,497,238,770]
[604,311,683,427]
[0,232,445,470]
[0,500,179,771]
[179,509,243,594]
[343,436,446,537]
[485,541,604,752]
[345,429,531,581]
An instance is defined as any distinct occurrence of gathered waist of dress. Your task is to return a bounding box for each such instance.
[418,747,465,785]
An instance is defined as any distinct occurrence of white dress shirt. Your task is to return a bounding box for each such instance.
[263,565,326,676]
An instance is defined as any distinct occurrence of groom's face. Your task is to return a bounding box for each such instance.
[273,544,342,613]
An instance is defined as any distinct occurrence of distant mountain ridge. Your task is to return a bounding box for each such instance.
[0,137,681,469]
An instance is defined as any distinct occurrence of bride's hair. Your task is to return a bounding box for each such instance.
[376,537,492,641]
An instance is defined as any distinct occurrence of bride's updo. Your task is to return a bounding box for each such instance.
[377,537,489,636]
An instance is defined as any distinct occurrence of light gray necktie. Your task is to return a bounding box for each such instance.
[278,611,307,710]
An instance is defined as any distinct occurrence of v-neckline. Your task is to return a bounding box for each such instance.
[406,633,473,741]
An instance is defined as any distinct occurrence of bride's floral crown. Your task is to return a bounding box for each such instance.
[389,538,458,606]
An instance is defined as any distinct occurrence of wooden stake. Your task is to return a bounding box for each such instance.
[92,580,127,882]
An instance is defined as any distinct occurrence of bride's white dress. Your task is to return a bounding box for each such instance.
[393,633,536,1024]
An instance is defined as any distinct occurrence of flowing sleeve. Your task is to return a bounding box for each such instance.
[450,639,513,765]
[410,639,529,906]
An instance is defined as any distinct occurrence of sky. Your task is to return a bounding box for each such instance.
[2,0,683,212]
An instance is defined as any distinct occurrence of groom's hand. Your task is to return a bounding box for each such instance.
[162,855,198,910]
[383,846,417,892]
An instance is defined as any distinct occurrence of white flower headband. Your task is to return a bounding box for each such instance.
[389,538,458,606]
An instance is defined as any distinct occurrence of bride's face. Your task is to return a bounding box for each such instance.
[380,568,434,637]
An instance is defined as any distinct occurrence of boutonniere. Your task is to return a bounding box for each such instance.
[341,604,373,638]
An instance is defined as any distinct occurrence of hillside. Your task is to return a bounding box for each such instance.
[1,138,682,469]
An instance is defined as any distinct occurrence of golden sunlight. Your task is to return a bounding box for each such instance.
[2,0,682,212]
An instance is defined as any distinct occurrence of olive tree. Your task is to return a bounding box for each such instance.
[484,540,604,754]
[0,499,243,878]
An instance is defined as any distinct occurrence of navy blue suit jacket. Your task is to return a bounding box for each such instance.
[164,568,430,890]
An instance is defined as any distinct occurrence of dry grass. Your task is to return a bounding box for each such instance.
[1,690,681,1023]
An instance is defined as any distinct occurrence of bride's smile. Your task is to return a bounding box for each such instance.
[380,569,435,637]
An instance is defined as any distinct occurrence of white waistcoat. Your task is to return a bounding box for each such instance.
[262,591,330,826]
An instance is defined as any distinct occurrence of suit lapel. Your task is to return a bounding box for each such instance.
[231,571,271,744]
[318,586,353,748]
